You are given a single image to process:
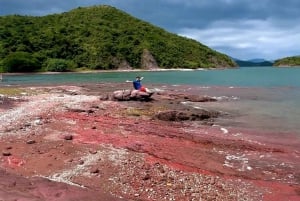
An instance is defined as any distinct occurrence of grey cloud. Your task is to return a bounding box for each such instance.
[1,0,299,29]
[179,18,300,60]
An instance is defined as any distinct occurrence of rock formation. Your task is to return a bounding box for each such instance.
[141,49,159,70]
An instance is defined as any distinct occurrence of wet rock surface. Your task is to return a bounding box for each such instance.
[154,109,219,121]
[0,83,299,201]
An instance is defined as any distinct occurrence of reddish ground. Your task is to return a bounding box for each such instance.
[0,83,299,201]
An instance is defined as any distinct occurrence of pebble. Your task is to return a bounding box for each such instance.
[64,135,73,140]
[26,140,36,144]
[89,150,97,154]
[90,168,100,174]
[143,174,151,180]
[37,150,44,154]
[34,119,43,125]
[2,151,11,156]
[24,123,31,127]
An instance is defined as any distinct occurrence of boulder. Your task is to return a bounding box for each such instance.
[111,90,154,101]
[112,90,132,101]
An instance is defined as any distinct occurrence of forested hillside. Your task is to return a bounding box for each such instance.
[0,5,236,72]
[234,59,273,67]
[273,56,300,67]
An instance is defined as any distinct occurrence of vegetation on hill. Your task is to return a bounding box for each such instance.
[234,59,273,67]
[273,56,300,67]
[0,5,236,73]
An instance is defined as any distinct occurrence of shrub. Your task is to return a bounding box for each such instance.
[43,58,76,72]
[0,60,4,72]
[2,52,40,72]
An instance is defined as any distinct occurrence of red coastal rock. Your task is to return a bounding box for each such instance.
[0,84,299,201]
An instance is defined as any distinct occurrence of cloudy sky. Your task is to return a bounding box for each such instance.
[1,0,300,60]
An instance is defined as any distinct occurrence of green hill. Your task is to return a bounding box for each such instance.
[234,59,273,67]
[0,5,237,72]
[273,56,300,67]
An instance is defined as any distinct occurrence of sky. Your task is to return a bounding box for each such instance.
[1,0,300,61]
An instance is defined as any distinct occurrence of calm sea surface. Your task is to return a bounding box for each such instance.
[1,67,300,135]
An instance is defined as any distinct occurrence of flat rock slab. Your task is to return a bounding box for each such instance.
[0,169,125,201]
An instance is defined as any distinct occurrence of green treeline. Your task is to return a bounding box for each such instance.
[274,56,300,67]
[234,60,273,67]
[0,5,236,72]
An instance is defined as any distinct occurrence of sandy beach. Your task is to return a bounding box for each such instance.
[0,83,299,200]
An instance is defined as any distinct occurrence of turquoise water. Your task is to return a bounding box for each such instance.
[1,67,300,87]
[1,67,300,134]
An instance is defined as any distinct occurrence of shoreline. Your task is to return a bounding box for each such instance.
[0,67,216,76]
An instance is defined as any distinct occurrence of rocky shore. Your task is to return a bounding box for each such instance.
[0,83,299,201]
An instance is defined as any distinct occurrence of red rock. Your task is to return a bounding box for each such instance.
[1,84,299,201]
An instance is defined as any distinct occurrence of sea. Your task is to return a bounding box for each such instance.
[1,66,300,137]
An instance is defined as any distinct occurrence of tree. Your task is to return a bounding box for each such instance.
[0,5,237,72]
[2,51,40,72]
[43,58,76,72]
